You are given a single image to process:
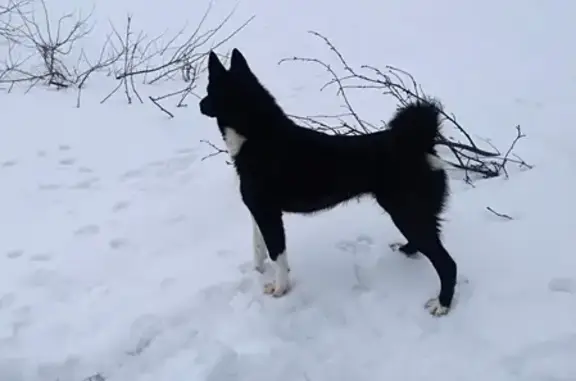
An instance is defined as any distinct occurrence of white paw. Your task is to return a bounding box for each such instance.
[263,281,290,297]
[263,252,290,297]
[425,298,450,317]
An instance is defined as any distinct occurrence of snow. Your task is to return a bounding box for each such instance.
[1,0,576,380]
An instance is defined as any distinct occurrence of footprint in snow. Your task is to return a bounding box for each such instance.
[74,224,101,237]
[78,166,93,174]
[216,249,234,259]
[30,253,52,262]
[70,177,99,189]
[336,234,374,254]
[121,168,144,181]
[175,148,195,154]
[112,201,131,213]
[149,155,197,178]
[58,158,77,166]
[502,334,576,380]
[109,238,130,250]
[38,183,61,190]
[6,249,24,259]
[548,277,575,294]
[0,293,16,309]
[166,214,187,225]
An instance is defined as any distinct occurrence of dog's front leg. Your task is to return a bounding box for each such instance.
[252,216,291,274]
[244,200,290,297]
[252,216,267,273]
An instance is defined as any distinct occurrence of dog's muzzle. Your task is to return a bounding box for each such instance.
[199,97,216,117]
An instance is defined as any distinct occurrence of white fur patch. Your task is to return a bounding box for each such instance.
[426,154,445,171]
[223,127,246,158]
[252,218,267,273]
[263,252,290,297]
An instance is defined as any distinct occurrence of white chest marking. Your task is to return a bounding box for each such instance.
[426,153,445,171]
[223,127,246,158]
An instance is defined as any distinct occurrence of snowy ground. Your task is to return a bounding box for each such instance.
[1,0,576,380]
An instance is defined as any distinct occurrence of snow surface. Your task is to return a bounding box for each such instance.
[1,0,576,380]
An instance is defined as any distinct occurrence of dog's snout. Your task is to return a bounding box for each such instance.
[199,97,217,117]
[199,97,208,114]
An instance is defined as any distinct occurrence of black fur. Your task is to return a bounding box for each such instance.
[199,49,457,315]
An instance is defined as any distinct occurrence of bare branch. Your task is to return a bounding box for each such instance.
[149,95,174,118]
[486,206,514,221]
[1,0,251,116]
[279,30,533,184]
[199,139,232,165]
[0,0,95,89]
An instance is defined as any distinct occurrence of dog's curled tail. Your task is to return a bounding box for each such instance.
[387,99,444,170]
[387,99,442,154]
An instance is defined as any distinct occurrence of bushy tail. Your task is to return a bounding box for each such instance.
[387,99,442,156]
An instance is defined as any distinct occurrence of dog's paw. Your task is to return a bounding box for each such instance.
[263,281,290,297]
[425,298,450,317]
[389,242,419,257]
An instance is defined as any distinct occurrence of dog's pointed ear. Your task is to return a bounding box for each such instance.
[230,48,251,74]
[208,51,226,78]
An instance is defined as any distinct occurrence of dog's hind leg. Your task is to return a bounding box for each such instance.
[389,241,419,257]
[376,195,457,316]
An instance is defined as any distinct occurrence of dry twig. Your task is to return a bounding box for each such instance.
[486,206,513,221]
[200,139,231,165]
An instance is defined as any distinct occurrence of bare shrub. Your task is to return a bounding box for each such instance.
[0,0,253,113]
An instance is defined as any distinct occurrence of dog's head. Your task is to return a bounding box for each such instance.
[199,48,260,124]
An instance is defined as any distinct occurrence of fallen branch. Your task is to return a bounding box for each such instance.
[279,31,533,184]
[200,139,231,165]
[149,95,174,118]
[486,206,513,221]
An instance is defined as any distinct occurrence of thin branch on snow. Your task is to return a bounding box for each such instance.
[486,206,514,221]
[278,30,533,184]
[496,125,533,179]
[149,95,174,118]
[200,139,231,165]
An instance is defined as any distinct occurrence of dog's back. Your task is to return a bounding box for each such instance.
[231,101,445,215]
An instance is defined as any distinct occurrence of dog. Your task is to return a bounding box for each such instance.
[199,49,457,316]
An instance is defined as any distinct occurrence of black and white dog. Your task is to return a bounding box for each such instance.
[199,49,457,316]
